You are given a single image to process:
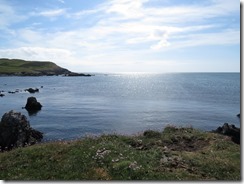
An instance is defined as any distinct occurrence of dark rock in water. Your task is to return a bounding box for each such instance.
[25,97,42,113]
[25,88,39,93]
[64,72,92,77]
[213,123,240,144]
[0,93,4,97]
[237,113,240,118]
[0,110,43,150]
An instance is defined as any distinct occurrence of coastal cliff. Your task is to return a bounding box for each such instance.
[0,58,91,76]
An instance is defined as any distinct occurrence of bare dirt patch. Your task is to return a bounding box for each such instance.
[163,135,209,152]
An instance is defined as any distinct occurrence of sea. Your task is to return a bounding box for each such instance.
[0,73,240,141]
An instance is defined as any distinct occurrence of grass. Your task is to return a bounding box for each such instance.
[0,126,240,180]
[0,58,68,75]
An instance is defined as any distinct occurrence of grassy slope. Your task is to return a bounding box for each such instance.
[0,58,68,74]
[0,126,240,180]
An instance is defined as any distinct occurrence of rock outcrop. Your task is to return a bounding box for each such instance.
[25,97,42,113]
[0,110,43,150]
[64,72,92,77]
[213,123,240,144]
[25,88,39,93]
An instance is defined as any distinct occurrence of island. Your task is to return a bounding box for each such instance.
[0,58,92,76]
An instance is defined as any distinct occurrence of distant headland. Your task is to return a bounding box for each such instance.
[0,58,92,77]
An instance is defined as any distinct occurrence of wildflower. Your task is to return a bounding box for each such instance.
[128,161,142,170]
[94,148,111,161]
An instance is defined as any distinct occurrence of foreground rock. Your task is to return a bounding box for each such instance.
[0,111,43,150]
[213,123,240,144]
[25,97,42,113]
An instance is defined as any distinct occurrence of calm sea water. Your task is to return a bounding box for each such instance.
[0,73,240,141]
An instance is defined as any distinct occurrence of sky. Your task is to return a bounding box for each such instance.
[0,0,240,73]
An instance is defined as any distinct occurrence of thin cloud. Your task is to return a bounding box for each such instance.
[71,0,239,51]
[57,0,65,4]
[0,47,73,66]
[0,0,26,28]
[73,9,101,18]
[36,9,67,17]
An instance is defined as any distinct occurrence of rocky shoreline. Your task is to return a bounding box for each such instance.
[63,72,93,77]
[0,71,93,77]
[0,107,240,152]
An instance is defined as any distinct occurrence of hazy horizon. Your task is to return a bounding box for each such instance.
[0,0,240,73]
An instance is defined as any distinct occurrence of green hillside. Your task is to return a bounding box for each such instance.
[0,58,70,76]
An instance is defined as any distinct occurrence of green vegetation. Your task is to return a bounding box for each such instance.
[0,58,69,75]
[0,126,240,180]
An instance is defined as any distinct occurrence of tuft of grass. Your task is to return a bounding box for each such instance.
[0,126,240,180]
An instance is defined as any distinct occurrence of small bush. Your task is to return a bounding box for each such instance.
[143,130,161,138]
